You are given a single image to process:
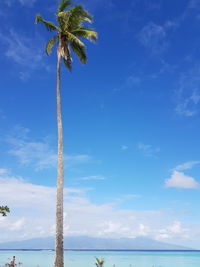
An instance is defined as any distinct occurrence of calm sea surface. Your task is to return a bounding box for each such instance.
[0,250,200,267]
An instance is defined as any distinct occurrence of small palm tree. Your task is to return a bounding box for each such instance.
[95,257,105,267]
[0,206,10,216]
[35,1,97,267]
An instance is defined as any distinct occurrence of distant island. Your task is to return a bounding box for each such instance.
[0,236,192,250]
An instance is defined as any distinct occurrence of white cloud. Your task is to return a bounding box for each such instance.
[138,22,168,54]
[0,30,49,80]
[10,218,26,231]
[9,140,56,169]
[99,221,130,236]
[0,30,42,68]
[65,154,91,168]
[0,168,9,175]
[138,142,160,157]
[156,221,189,240]
[7,126,91,170]
[175,101,197,117]
[80,175,106,181]
[165,170,200,189]
[175,65,200,117]
[175,161,200,171]
[0,174,196,245]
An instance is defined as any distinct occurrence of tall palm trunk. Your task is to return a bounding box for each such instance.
[55,39,64,267]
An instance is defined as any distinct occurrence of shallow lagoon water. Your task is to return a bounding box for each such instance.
[0,250,200,267]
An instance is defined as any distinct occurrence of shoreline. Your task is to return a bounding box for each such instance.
[0,249,200,252]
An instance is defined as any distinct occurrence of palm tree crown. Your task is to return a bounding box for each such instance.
[35,0,97,70]
[95,257,105,267]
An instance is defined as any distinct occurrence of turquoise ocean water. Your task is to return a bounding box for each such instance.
[0,250,200,267]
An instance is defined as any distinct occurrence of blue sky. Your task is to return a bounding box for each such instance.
[1,0,200,248]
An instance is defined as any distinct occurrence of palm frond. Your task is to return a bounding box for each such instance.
[69,5,93,23]
[59,5,93,31]
[35,14,59,32]
[70,40,87,64]
[72,27,98,42]
[66,31,85,47]
[46,35,58,55]
[58,0,71,12]
[35,1,97,69]
[0,206,10,217]
[95,257,105,267]
[57,11,68,31]
[63,58,72,71]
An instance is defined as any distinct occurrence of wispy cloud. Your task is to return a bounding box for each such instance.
[188,0,200,8]
[19,71,31,82]
[0,30,42,67]
[126,75,141,88]
[138,142,160,157]
[183,0,200,18]
[19,0,36,6]
[158,0,200,32]
[164,20,180,29]
[0,30,49,80]
[7,126,92,170]
[0,168,10,176]
[114,194,140,204]
[138,22,169,55]
[175,161,200,171]
[145,1,161,11]
[78,0,114,12]
[161,0,200,34]
[2,0,36,7]
[175,65,200,117]
[0,110,6,120]
[121,145,128,150]
[113,73,142,92]
[80,175,106,181]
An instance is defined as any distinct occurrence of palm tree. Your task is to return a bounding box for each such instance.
[35,1,97,266]
[0,205,10,216]
[95,257,105,267]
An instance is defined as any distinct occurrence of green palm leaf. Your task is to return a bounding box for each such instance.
[72,27,98,42]
[58,0,71,12]
[70,41,87,64]
[95,257,105,267]
[66,32,85,48]
[63,5,93,31]
[0,206,10,217]
[35,14,59,32]
[46,35,59,55]
[63,58,72,71]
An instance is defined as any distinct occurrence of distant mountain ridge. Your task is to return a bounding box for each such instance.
[0,236,191,250]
